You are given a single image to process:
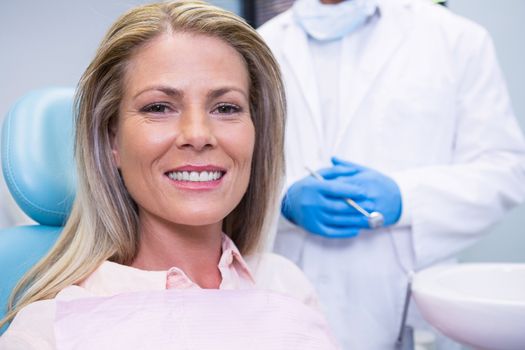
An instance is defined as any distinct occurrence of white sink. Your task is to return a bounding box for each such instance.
[412,263,525,350]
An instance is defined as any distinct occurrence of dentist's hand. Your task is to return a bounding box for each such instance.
[281,157,402,238]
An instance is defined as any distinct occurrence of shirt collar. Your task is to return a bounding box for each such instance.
[218,233,256,288]
[79,233,256,296]
[166,234,255,290]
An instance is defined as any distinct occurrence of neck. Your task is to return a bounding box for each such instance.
[131,213,223,289]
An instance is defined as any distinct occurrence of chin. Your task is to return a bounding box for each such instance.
[169,209,229,228]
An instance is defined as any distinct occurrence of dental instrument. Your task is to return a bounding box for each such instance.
[305,167,385,229]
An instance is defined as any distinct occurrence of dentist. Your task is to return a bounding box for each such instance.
[258,0,525,348]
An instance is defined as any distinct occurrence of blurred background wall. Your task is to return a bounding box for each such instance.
[448,0,525,263]
[0,0,523,261]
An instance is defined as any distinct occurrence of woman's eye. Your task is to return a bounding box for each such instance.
[214,103,240,114]
[141,103,170,114]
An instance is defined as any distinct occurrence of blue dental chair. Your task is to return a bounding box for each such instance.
[0,88,76,333]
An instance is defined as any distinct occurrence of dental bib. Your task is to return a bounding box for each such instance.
[54,289,340,349]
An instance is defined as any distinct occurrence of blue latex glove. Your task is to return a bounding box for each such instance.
[281,157,402,238]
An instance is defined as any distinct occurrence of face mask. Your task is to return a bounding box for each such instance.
[293,0,378,41]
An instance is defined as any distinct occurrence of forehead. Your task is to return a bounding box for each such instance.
[123,32,250,92]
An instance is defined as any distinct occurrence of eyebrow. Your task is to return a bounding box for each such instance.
[133,85,248,101]
[207,87,249,101]
[133,85,183,100]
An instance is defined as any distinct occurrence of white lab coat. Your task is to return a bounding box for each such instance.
[258,0,525,349]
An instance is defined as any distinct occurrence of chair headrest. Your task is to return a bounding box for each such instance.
[1,88,77,226]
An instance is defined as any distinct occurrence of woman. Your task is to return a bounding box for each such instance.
[0,1,338,348]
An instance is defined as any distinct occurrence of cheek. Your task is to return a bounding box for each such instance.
[217,122,255,193]
[235,124,256,167]
[114,123,170,175]
[236,125,256,189]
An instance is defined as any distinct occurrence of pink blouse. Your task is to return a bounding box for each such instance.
[0,234,336,349]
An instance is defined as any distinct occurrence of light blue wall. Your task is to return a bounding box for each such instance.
[448,0,525,263]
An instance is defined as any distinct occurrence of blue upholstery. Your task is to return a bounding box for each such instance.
[2,88,76,225]
[0,88,76,332]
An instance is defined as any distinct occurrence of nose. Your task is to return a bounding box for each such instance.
[175,108,216,151]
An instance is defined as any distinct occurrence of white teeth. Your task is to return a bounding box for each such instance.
[168,171,223,182]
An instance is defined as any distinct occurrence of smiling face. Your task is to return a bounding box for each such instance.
[112,32,255,232]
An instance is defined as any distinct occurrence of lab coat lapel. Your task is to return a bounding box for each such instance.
[335,2,412,150]
[282,22,323,142]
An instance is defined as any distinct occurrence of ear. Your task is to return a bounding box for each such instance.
[109,122,121,168]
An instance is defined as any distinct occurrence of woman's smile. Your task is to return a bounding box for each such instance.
[165,164,226,190]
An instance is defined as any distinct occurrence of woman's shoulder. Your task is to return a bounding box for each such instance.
[0,286,89,349]
[245,252,320,309]
[0,299,56,349]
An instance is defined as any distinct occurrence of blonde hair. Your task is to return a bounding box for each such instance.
[1,0,285,329]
